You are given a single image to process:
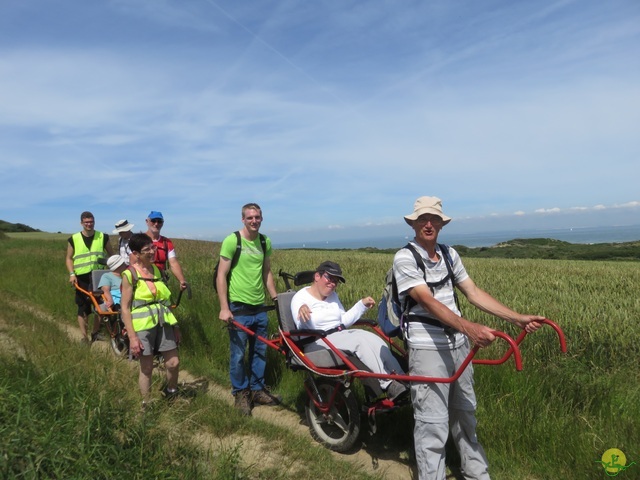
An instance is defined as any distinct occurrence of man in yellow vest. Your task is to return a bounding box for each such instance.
[66,211,114,344]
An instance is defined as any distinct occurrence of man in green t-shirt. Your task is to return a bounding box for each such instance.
[217,203,279,415]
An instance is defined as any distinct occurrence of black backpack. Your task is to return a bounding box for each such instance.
[213,231,266,293]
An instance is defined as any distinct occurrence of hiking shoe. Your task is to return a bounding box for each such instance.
[234,389,252,416]
[162,387,179,401]
[386,380,409,403]
[251,388,282,406]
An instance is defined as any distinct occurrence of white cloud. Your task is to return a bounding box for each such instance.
[1,0,639,239]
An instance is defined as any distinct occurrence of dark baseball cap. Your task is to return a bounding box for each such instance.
[316,261,346,283]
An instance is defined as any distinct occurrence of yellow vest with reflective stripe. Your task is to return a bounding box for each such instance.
[123,265,177,332]
[72,232,105,275]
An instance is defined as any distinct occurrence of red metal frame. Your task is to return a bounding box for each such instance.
[229,314,567,447]
[229,317,566,386]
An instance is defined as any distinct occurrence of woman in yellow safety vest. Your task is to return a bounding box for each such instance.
[121,233,181,404]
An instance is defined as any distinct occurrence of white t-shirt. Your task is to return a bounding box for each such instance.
[393,241,467,350]
[290,287,368,330]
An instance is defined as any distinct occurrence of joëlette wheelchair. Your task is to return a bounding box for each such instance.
[229,270,567,453]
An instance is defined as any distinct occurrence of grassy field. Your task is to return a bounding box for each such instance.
[1,234,638,479]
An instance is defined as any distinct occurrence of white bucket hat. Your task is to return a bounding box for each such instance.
[107,255,126,271]
[113,219,134,234]
[404,196,452,226]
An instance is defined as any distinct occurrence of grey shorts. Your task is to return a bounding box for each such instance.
[137,324,178,356]
[409,339,477,423]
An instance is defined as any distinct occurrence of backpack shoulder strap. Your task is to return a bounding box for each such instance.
[437,243,462,314]
[125,265,138,283]
[259,233,268,268]
[404,242,426,276]
[125,265,139,296]
[438,243,456,286]
[229,231,243,269]
[394,243,426,314]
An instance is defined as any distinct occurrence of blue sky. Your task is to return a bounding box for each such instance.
[1,0,639,245]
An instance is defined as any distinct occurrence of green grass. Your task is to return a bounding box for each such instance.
[0,300,212,479]
[1,235,638,479]
[0,237,386,479]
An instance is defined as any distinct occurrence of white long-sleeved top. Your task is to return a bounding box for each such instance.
[290,287,368,330]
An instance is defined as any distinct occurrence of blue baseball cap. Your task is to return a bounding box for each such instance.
[148,211,164,220]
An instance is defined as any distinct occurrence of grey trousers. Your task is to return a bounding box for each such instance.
[410,340,490,480]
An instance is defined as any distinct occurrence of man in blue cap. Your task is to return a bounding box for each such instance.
[144,211,188,289]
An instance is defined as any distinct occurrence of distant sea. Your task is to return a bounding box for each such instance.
[275,224,640,250]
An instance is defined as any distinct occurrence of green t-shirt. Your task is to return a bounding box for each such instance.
[220,232,272,305]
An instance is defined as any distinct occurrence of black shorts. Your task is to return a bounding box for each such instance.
[74,274,93,316]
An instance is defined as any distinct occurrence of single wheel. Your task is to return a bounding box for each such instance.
[109,316,129,357]
[305,378,360,452]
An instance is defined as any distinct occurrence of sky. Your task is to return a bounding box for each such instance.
[1,0,639,245]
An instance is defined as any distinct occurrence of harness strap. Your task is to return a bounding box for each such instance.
[323,324,346,336]
[426,274,451,289]
[288,324,346,349]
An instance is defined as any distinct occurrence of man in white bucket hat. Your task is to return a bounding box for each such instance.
[393,196,545,479]
[113,219,135,265]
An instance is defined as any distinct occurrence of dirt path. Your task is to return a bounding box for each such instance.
[2,298,416,479]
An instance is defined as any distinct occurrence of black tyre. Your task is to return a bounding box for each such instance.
[305,378,360,452]
[109,316,129,357]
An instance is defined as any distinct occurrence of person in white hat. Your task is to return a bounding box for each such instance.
[113,219,135,265]
[98,254,128,312]
[393,196,545,480]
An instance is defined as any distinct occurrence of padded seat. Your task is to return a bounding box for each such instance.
[91,269,110,291]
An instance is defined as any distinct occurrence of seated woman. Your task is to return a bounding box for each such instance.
[290,260,408,401]
[98,254,127,311]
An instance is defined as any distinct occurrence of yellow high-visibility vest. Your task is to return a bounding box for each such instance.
[72,232,105,275]
[123,265,177,332]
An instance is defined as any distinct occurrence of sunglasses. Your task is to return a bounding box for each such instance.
[149,219,164,225]
[322,272,341,285]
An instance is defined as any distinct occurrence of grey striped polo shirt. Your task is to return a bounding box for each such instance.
[393,240,467,349]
